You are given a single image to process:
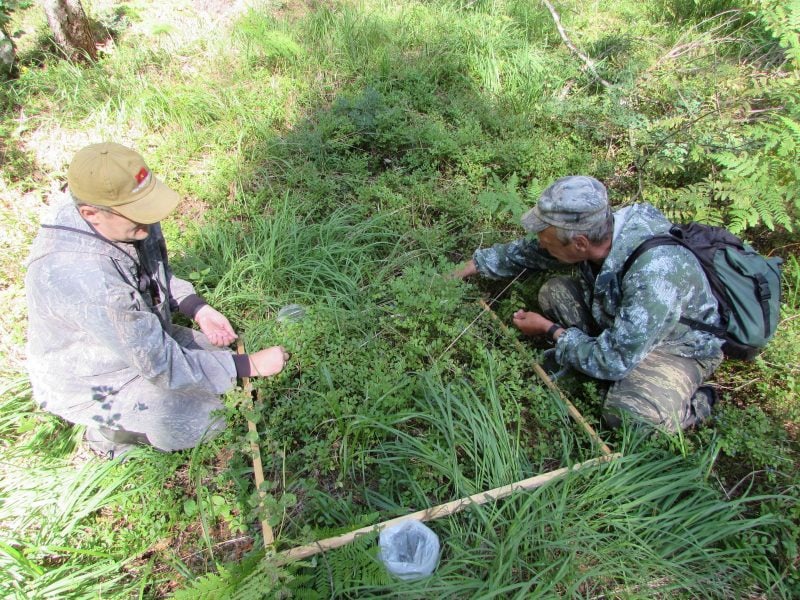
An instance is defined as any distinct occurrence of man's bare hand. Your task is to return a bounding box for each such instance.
[448,259,479,280]
[512,309,553,337]
[195,305,238,347]
[249,346,289,377]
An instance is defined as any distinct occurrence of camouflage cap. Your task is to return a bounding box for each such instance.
[521,175,609,233]
[67,142,179,224]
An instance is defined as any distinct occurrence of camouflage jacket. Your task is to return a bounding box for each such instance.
[473,203,724,380]
[25,200,237,421]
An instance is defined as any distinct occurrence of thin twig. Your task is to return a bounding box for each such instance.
[144,536,255,575]
[435,269,527,361]
[757,360,800,374]
[646,10,745,73]
[714,378,759,392]
[540,0,612,89]
[715,474,732,500]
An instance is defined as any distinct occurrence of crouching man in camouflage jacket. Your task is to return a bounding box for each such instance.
[26,142,289,458]
[452,175,723,431]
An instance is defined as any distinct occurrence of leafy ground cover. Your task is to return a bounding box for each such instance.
[1,0,798,597]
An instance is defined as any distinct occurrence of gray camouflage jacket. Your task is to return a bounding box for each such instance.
[25,200,237,420]
[473,203,724,380]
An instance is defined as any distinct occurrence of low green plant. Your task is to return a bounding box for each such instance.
[1,0,798,597]
[183,494,247,536]
[278,428,794,598]
[171,550,295,600]
[713,405,792,475]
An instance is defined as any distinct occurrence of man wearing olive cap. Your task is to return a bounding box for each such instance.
[453,175,723,431]
[26,142,289,457]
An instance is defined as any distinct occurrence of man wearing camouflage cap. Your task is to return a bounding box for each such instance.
[453,175,723,431]
[26,142,289,458]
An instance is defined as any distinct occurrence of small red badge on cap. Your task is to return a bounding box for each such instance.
[135,167,149,184]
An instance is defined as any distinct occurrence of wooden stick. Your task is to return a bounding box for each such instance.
[277,453,621,563]
[478,300,613,456]
[540,0,612,89]
[237,341,275,547]
[531,361,614,456]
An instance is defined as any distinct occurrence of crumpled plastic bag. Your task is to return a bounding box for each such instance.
[276,303,306,323]
[378,520,440,581]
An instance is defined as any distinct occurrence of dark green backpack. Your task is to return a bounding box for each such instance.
[621,223,783,360]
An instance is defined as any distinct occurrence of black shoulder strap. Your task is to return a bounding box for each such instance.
[620,235,681,281]
[619,234,726,337]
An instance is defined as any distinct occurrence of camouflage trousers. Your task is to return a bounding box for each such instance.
[83,325,226,452]
[538,276,722,432]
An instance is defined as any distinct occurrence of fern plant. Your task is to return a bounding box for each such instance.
[757,0,800,68]
[708,111,800,233]
[171,551,294,600]
[289,532,392,599]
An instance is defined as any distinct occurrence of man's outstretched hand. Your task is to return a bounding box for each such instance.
[249,346,290,377]
[512,309,553,337]
[448,259,478,280]
[195,305,238,347]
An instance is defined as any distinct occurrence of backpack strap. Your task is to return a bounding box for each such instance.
[619,234,726,337]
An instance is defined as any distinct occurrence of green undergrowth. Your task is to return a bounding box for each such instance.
[177,439,796,599]
[1,0,799,597]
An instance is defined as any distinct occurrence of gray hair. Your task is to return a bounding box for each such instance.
[70,190,114,213]
[552,208,614,245]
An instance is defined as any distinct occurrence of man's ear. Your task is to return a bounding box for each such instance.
[77,205,102,225]
[572,234,590,252]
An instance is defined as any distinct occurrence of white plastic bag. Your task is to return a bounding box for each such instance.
[276,303,306,323]
[378,520,440,581]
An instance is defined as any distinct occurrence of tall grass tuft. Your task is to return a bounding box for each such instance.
[345,362,533,503]
[330,422,793,598]
[182,197,411,317]
[0,455,140,597]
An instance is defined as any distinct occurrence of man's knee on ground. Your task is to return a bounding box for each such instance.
[144,416,226,452]
[537,276,575,314]
[602,402,680,433]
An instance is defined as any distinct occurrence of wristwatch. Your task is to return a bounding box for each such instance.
[546,323,563,342]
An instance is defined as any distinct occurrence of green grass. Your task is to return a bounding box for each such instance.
[1,0,798,597]
[178,395,796,598]
[178,198,413,315]
[348,448,791,598]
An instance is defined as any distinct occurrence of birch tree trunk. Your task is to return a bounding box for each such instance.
[40,0,96,61]
[0,28,15,77]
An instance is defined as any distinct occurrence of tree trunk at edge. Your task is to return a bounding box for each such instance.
[41,0,96,61]
[1,28,16,77]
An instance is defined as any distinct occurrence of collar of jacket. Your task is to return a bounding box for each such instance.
[28,200,142,267]
[581,203,674,286]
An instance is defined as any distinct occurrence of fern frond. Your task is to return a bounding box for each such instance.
[708,112,800,232]
[172,566,236,600]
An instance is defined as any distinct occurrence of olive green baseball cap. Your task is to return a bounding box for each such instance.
[521,175,609,233]
[67,142,180,224]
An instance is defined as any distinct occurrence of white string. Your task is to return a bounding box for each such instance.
[436,269,528,362]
